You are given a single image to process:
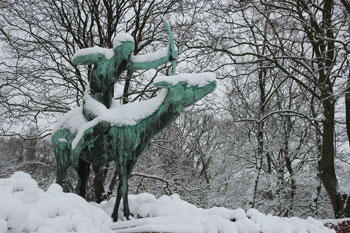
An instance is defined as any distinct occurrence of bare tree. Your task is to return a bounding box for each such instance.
[218,0,349,217]
[339,0,350,150]
[184,0,349,217]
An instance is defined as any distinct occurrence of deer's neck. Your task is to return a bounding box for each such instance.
[142,90,183,138]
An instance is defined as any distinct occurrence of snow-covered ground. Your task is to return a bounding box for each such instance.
[0,172,334,233]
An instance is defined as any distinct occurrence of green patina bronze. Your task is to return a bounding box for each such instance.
[160,16,176,75]
[51,18,216,222]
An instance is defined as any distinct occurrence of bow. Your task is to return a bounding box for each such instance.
[160,16,176,75]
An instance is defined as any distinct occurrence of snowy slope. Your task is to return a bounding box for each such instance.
[0,172,334,233]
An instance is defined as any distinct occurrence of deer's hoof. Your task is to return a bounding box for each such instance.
[111,213,118,222]
[125,213,134,221]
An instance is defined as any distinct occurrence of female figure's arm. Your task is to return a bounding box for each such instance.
[129,46,178,70]
[72,47,113,65]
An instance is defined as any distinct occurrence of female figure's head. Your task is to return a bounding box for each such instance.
[112,33,135,60]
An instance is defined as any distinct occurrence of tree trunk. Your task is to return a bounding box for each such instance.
[249,167,261,208]
[346,74,350,149]
[319,99,350,218]
[285,155,296,216]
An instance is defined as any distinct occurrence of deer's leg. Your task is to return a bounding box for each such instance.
[92,164,106,203]
[56,160,69,186]
[112,182,122,222]
[56,159,69,187]
[75,158,91,198]
[52,137,71,187]
[121,173,131,220]
[121,159,138,219]
[114,156,132,220]
[112,156,135,221]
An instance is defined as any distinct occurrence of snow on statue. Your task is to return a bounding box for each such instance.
[51,17,216,222]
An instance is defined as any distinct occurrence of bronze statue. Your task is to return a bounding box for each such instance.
[51,18,216,222]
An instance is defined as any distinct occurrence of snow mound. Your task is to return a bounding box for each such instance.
[0,172,334,233]
[100,193,333,233]
[0,172,112,233]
